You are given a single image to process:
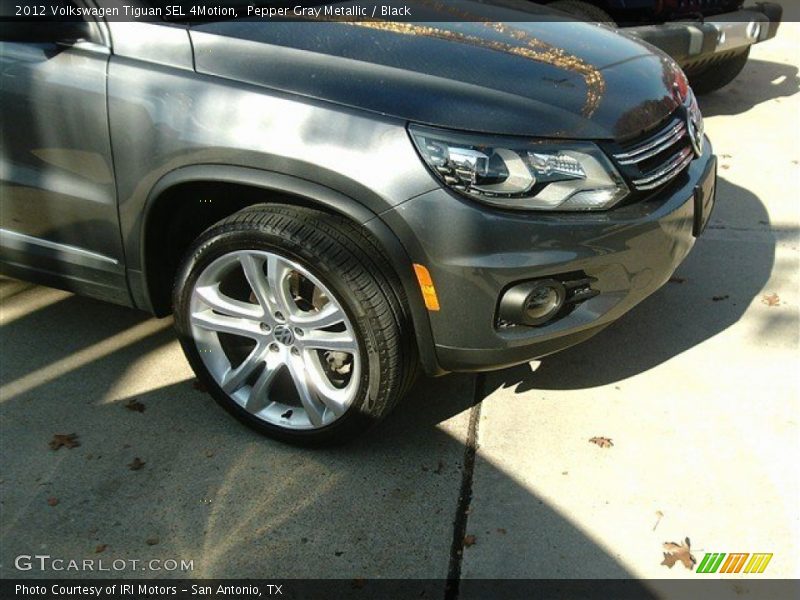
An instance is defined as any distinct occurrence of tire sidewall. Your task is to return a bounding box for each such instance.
[687,49,750,95]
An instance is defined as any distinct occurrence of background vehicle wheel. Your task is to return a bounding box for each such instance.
[687,48,751,95]
[173,204,417,446]
[548,0,616,24]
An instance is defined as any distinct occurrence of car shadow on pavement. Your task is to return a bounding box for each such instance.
[490,174,788,393]
[697,58,799,117]
[0,277,651,587]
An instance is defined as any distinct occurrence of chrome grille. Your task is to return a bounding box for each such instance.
[613,115,694,191]
[631,146,694,191]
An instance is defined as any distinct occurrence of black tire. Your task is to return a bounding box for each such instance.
[548,0,615,23]
[173,203,417,446]
[687,48,750,95]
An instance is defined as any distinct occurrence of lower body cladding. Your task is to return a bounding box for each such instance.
[382,143,716,373]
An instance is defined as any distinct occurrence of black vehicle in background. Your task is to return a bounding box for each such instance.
[543,0,783,93]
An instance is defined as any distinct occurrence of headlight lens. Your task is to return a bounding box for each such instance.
[409,125,629,211]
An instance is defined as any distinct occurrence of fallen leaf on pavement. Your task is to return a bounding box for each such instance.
[653,511,664,532]
[95,544,108,554]
[463,535,477,548]
[712,295,729,302]
[125,399,146,413]
[128,457,145,471]
[661,537,696,570]
[146,537,159,546]
[668,276,686,284]
[351,578,366,589]
[589,436,613,448]
[49,433,80,451]
[762,293,780,307]
[47,497,59,507]
[497,528,507,535]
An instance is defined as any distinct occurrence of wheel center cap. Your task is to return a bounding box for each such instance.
[273,324,294,346]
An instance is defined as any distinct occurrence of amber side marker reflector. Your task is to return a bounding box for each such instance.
[413,263,440,311]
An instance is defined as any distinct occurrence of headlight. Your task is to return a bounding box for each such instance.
[409,125,629,211]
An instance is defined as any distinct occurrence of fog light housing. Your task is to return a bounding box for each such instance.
[499,279,566,327]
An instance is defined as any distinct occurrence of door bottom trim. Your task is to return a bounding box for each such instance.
[0,228,119,267]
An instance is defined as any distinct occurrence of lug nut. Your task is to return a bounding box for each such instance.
[291,347,300,356]
[269,343,279,352]
[274,311,284,321]
[294,328,304,337]
[260,323,271,333]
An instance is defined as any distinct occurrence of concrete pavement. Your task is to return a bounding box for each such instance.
[0,284,473,581]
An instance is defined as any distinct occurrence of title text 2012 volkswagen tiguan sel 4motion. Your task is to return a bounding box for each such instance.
[0,1,717,444]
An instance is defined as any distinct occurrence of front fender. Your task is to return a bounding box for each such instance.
[131,164,444,377]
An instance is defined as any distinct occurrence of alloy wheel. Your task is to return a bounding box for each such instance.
[189,250,361,430]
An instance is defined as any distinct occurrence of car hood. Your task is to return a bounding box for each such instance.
[190,2,684,140]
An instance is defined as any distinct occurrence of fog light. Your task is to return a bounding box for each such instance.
[499,279,566,327]
[525,285,562,321]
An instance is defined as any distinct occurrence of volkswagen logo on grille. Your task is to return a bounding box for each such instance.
[273,324,295,346]
[687,112,704,157]
[685,92,705,158]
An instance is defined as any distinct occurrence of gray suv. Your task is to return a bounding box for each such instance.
[0,1,717,444]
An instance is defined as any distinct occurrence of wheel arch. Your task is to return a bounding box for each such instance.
[136,164,445,376]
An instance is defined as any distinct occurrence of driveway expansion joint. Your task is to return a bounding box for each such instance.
[445,374,484,600]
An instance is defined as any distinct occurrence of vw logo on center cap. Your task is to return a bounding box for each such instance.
[273,324,295,346]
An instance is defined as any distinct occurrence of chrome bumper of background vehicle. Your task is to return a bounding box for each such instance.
[626,3,782,64]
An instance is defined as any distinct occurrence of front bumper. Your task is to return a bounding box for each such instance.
[383,140,716,373]
[625,3,782,69]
